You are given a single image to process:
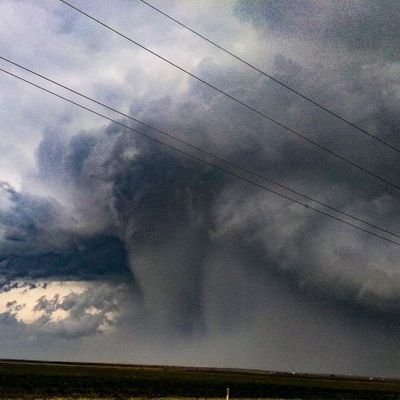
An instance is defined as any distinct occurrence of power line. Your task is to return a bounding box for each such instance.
[137,0,400,155]
[1,55,399,241]
[58,0,400,193]
[1,67,400,248]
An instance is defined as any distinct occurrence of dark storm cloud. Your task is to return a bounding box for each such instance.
[179,51,400,202]
[235,0,400,59]
[2,0,400,375]
[2,44,400,329]
[0,181,73,253]
[0,176,130,281]
[3,122,227,332]
[117,51,400,325]
[0,235,130,281]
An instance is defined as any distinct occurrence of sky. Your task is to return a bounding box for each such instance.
[1,0,400,377]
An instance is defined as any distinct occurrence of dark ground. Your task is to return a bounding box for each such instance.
[1,359,400,399]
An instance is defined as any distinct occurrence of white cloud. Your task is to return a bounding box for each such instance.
[0,280,129,337]
[0,281,86,323]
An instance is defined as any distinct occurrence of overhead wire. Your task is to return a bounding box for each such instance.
[1,55,399,241]
[137,0,400,155]
[58,0,400,193]
[1,66,400,248]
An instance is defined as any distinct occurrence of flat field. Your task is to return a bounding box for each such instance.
[0,359,400,399]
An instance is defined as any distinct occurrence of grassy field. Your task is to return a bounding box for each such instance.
[1,359,400,399]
